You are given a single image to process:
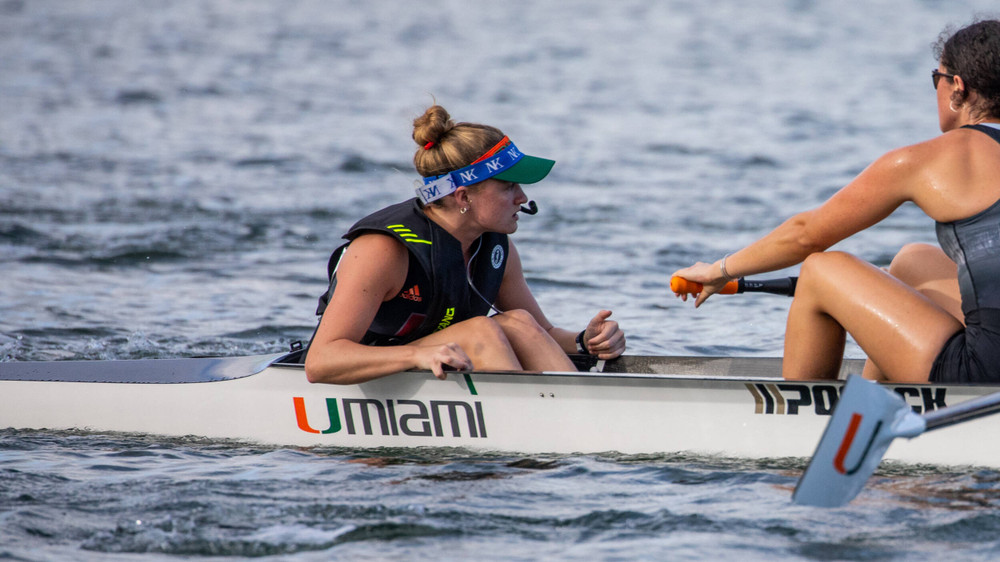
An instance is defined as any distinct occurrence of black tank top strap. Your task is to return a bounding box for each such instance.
[963,124,1000,145]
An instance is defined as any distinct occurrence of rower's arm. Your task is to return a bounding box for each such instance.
[731,150,916,278]
[304,235,424,384]
[674,145,921,306]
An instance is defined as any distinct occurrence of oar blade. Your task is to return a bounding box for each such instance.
[793,375,925,507]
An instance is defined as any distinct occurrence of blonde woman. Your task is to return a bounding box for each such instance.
[305,105,625,384]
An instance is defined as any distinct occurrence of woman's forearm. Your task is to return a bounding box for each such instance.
[723,211,831,279]
[304,340,420,385]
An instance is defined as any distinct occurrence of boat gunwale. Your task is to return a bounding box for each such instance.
[2,353,996,388]
[0,353,284,384]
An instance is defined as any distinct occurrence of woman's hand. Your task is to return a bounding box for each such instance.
[582,310,626,359]
[671,260,730,308]
[413,342,474,380]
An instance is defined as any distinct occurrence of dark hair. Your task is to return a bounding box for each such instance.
[934,18,1000,119]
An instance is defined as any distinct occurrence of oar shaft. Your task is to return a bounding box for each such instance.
[922,390,1000,431]
[741,277,797,296]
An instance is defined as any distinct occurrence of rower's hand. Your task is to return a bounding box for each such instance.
[582,310,626,360]
[415,342,473,380]
[671,262,728,308]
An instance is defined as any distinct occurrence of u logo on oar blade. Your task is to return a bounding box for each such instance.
[833,412,882,475]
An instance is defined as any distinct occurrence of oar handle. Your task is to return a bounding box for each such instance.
[670,276,798,297]
[670,277,740,295]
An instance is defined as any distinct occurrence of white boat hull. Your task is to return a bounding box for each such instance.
[2,353,998,467]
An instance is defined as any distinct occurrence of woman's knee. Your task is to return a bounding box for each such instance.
[494,309,541,330]
[799,251,857,285]
[795,252,878,308]
[888,243,947,285]
[494,309,552,340]
[460,315,510,343]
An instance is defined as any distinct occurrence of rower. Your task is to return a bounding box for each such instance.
[671,19,1000,385]
[303,104,626,384]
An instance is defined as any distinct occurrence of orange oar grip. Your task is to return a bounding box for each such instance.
[670,276,739,295]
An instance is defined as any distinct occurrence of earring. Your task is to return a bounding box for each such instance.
[460,207,468,214]
[950,100,959,113]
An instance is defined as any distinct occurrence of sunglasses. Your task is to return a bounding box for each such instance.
[932,69,956,89]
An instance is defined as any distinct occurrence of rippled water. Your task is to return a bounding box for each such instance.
[6,431,1000,561]
[3,0,1000,559]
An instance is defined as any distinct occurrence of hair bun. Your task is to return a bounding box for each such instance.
[413,105,454,148]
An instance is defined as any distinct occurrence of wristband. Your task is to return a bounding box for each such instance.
[720,253,735,281]
[575,330,589,354]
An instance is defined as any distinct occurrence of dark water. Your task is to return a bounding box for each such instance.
[6,431,1000,561]
[4,0,1000,559]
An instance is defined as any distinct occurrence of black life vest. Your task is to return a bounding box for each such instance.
[316,198,509,345]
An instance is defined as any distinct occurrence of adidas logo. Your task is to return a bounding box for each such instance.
[400,285,422,302]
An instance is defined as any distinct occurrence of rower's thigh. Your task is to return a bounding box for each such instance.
[800,252,962,382]
[887,243,962,321]
[410,316,509,350]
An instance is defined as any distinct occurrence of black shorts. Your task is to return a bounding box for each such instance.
[929,308,1000,384]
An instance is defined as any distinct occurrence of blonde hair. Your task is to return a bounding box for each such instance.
[412,105,506,182]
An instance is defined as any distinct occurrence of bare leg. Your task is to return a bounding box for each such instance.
[783,251,963,382]
[861,243,962,380]
[783,259,848,380]
[493,309,576,371]
[412,316,522,371]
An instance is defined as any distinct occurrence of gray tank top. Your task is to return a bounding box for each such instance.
[935,123,1000,316]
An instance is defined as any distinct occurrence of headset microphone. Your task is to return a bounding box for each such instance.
[520,201,539,215]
